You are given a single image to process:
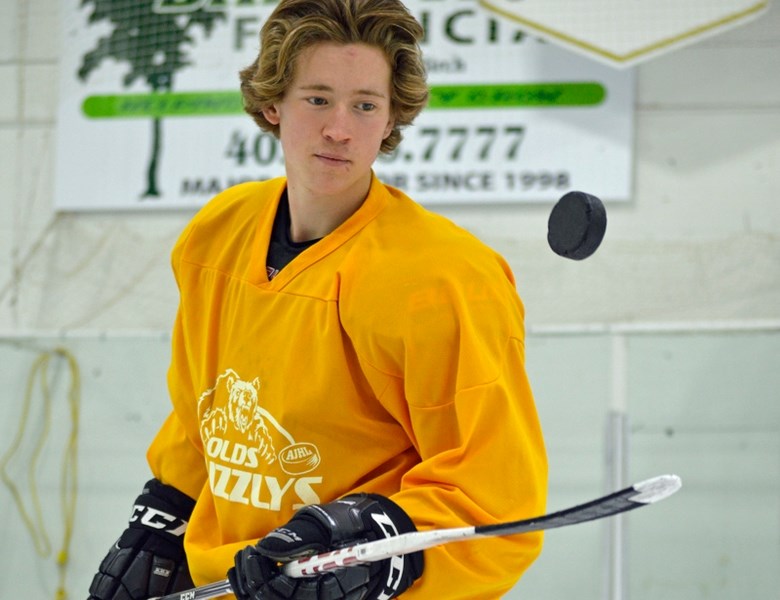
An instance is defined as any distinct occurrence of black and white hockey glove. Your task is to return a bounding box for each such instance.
[228,494,424,600]
[88,479,196,600]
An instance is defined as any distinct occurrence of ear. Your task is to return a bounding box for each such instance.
[263,103,281,126]
[382,116,395,140]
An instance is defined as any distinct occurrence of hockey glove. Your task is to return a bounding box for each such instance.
[228,494,424,600]
[88,478,196,600]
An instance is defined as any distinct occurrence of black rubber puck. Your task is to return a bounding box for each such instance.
[547,191,607,260]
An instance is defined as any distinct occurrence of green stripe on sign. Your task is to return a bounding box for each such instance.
[82,91,244,118]
[81,82,605,118]
[427,82,605,108]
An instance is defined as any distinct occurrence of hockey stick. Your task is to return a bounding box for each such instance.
[153,474,681,600]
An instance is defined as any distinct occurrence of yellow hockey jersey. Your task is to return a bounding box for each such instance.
[147,175,548,598]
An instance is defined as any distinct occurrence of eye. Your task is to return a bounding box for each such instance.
[307,97,327,106]
[358,102,377,112]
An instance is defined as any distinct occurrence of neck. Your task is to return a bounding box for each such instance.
[286,175,373,242]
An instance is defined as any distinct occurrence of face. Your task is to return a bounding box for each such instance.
[263,42,395,206]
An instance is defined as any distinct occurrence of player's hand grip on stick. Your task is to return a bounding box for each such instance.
[152,475,681,600]
[227,493,424,600]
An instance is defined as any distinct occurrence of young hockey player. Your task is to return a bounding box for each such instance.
[87,1,547,598]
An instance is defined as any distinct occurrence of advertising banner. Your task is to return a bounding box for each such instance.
[54,0,635,210]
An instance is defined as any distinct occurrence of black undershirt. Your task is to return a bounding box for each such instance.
[266,191,321,280]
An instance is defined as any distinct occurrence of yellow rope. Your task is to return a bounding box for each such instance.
[0,346,81,600]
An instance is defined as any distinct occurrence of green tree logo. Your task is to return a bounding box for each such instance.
[78,0,226,198]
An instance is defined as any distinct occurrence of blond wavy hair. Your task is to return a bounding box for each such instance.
[239,0,429,153]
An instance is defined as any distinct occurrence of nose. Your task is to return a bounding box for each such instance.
[322,104,351,143]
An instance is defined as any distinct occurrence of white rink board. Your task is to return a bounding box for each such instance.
[1,330,778,598]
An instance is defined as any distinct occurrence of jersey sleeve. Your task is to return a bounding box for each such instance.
[396,336,546,599]
[341,242,548,599]
[147,219,208,501]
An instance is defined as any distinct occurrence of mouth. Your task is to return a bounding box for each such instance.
[315,153,350,166]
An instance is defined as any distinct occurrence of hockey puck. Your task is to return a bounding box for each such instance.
[547,191,607,260]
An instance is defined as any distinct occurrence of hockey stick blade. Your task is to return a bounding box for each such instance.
[153,474,681,600]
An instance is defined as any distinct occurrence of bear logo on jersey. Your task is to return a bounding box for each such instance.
[199,369,321,475]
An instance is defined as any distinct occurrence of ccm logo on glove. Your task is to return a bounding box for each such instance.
[130,503,188,536]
